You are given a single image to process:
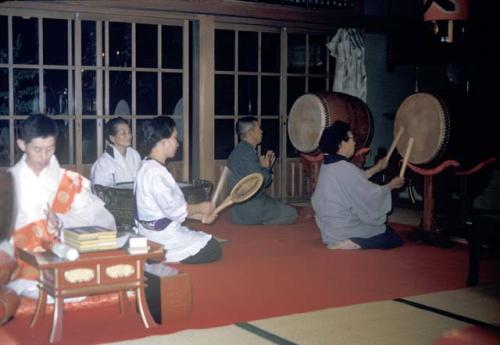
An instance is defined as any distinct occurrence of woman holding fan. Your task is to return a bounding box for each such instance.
[135,116,221,264]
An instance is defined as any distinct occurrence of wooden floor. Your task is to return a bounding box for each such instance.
[107,284,500,345]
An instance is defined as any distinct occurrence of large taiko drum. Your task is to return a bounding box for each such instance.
[287,92,373,153]
[394,92,489,168]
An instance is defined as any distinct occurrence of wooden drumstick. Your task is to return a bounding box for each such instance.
[384,127,404,166]
[399,137,414,177]
[211,166,229,204]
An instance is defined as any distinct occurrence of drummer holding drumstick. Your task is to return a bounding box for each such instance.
[311,121,405,250]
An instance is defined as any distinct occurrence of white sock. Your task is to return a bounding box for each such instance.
[327,239,361,250]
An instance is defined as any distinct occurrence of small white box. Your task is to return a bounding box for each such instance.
[129,236,148,248]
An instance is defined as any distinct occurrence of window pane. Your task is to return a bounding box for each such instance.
[44,70,68,115]
[137,72,157,115]
[14,120,23,161]
[0,69,8,115]
[262,33,280,73]
[13,17,38,64]
[215,119,234,159]
[287,134,299,158]
[238,31,258,72]
[136,24,157,68]
[136,118,150,158]
[309,35,327,74]
[238,75,257,116]
[55,119,70,164]
[162,73,182,115]
[109,22,131,67]
[171,116,183,162]
[0,16,7,64]
[43,19,67,66]
[82,119,97,164]
[14,69,39,115]
[308,77,326,93]
[288,34,305,74]
[214,75,234,115]
[261,76,279,115]
[82,21,96,66]
[172,115,184,142]
[215,30,234,71]
[0,120,9,166]
[82,70,96,115]
[162,25,182,69]
[287,76,305,113]
[109,71,131,115]
[261,119,279,158]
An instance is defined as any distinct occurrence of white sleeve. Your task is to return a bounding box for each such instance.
[150,171,188,223]
[91,156,115,187]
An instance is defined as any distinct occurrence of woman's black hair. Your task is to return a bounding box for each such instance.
[106,117,129,140]
[318,121,350,155]
[141,116,176,155]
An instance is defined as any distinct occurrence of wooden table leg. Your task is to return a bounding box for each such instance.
[136,287,157,329]
[30,288,47,327]
[49,297,63,343]
[119,290,132,314]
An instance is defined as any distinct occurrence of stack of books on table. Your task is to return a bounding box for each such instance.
[63,226,118,252]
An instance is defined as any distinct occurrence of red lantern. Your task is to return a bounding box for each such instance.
[423,0,469,43]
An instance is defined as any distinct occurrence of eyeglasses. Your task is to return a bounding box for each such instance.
[346,135,355,141]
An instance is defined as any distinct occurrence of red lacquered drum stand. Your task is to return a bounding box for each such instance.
[406,160,460,248]
[406,158,498,248]
[454,157,497,230]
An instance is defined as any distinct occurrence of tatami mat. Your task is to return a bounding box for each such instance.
[250,300,469,345]
[107,285,500,345]
[404,284,500,326]
[105,325,271,345]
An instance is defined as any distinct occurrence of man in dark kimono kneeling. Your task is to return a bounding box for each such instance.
[226,117,297,225]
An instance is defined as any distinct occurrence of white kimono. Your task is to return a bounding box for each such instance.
[8,154,116,298]
[311,157,392,246]
[135,159,211,262]
[91,145,141,187]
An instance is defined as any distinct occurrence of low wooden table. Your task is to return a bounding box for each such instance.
[18,241,165,343]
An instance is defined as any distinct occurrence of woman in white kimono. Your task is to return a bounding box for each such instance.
[135,116,221,264]
[311,121,405,250]
[91,117,141,187]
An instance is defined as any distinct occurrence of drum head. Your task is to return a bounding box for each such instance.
[394,93,447,165]
[288,94,327,153]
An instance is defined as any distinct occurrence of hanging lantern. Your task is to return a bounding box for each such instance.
[423,0,469,43]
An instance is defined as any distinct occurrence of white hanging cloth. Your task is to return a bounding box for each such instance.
[326,28,367,102]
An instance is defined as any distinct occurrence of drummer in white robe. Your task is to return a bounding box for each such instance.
[91,117,141,187]
[135,116,222,264]
[311,121,405,250]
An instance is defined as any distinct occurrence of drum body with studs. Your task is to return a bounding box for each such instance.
[394,92,489,169]
[287,92,373,154]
